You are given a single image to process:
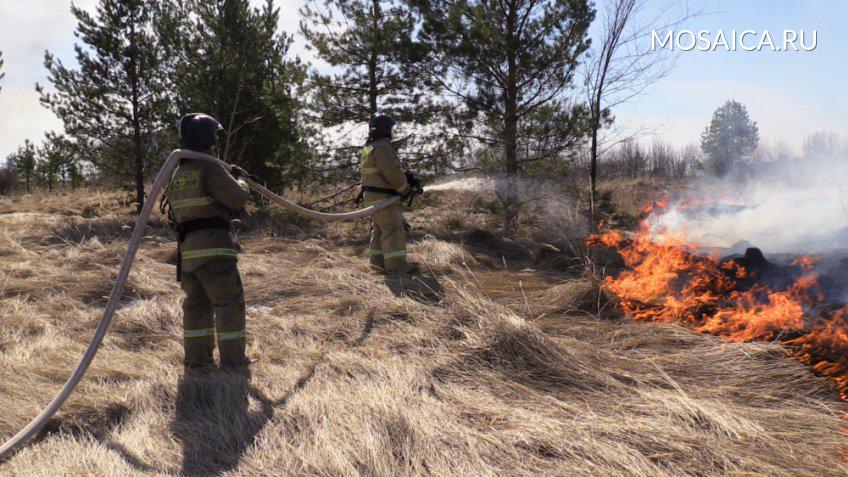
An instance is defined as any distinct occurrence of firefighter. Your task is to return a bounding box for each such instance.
[166,113,254,369]
[359,114,421,275]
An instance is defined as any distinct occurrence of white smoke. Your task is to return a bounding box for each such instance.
[650,154,848,254]
[424,175,587,238]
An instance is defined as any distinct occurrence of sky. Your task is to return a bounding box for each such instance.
[0,0,845,161]
[616,0,848,150]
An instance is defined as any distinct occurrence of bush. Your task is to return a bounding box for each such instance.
[0,168,18,195]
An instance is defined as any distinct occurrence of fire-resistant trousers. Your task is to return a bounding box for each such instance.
[179,259,247,366]
[369,203,408,274]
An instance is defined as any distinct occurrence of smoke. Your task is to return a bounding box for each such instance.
[424,175,587,238]
[649,154,848,255]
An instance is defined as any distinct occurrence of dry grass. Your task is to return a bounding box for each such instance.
[0,188,846,476]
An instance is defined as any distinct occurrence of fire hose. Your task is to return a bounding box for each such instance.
[0,149,402,461]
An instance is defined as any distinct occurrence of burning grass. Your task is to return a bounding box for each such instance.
[590,204,848,403]
[0,188,846,475]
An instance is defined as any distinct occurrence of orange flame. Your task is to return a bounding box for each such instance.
[589,221,848,401]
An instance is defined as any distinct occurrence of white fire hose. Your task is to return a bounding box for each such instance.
[0,149,401,460]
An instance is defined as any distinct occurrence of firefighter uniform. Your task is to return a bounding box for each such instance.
[166,155,251,367]
[360,137,410,274]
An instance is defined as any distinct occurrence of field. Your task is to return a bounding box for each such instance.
[0,186,846,476]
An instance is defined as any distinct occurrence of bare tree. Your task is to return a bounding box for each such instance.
[0,50,5,97]
[802,131,848,161]
[584,0,695,224]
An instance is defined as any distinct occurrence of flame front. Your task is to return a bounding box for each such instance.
[590,219,848,401]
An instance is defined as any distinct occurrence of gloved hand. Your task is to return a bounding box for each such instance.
[404,170,424,197]
[403,170,424,206]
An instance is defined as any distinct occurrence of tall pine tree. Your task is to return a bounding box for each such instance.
[412,0,593,231]
[412,0,594,175]
[300,0,445,187]
[300,0,432,122]
[37,0,172,211]
[158,0,308,188]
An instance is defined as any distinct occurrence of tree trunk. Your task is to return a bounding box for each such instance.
[589,55,608,230]
[502,0,519,234]
[368,0,381,117]
[129,21,144,214]
[589,115,599,226]
[223,65,244,164]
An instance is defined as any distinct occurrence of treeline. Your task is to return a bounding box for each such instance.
[587,140,703,180]
[3,135,84,194]
[594,129,848,182]
[2,1,309,206]
[0,0,700,217]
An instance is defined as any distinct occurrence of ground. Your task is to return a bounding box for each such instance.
[0,187,845,476]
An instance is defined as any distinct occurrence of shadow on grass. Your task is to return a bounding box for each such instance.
[169,306,378,476]
[384,273,445,305]
[172,368,272,476]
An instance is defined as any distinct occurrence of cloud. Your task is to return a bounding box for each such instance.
[0,1,95,161]
[0,1,98,160]
[0,1,97,81]
[0,87,62,162]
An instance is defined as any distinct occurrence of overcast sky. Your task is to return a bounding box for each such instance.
[0,0,845,161]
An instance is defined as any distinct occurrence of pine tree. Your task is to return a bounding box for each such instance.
[36,133,77,192]
[411,0,594,176]
[6,140,37,193]
[158,0,307,189]
[301,0,433,121]
[37,0,172,212]
[300,0,441,182]
[50,133,84,190]
[412,0,593,231]
[700,100,759,177]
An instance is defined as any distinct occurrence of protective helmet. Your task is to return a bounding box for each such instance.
[179,113,223,149]
[368,113,396,142]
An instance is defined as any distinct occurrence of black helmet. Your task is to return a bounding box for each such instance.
[179,113,223,150]
[368,113,396,142]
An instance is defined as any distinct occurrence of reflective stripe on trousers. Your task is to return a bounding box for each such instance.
[384,250,406,259]
[184,328,214,338]
[217,330,245,341]
[183,328,244,340]
[182,248,238,260]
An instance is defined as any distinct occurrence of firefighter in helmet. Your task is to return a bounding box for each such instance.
[359,114,422,275]
[165,113,254,369]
